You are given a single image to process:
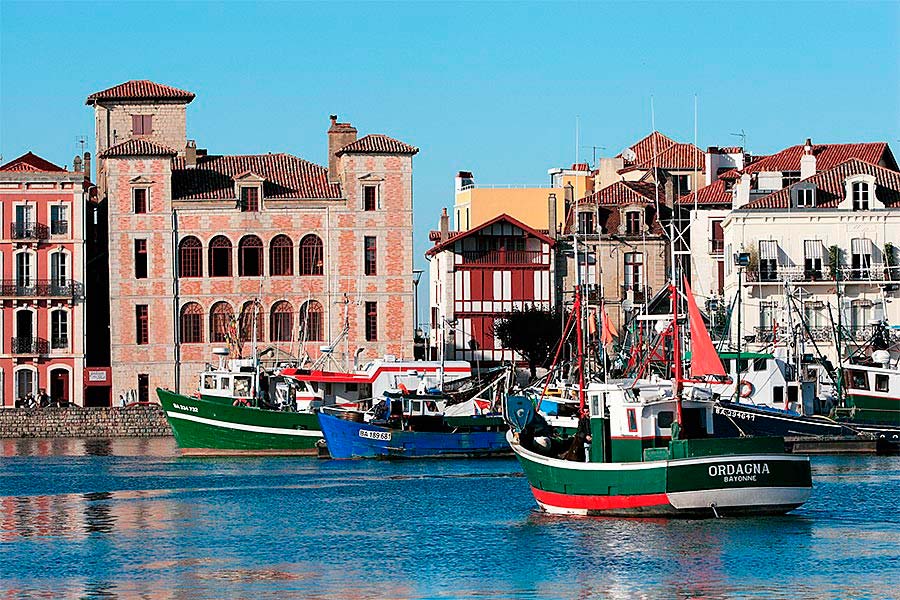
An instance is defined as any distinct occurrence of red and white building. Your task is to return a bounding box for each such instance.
[87,80,418,402]
[0,152,89,406]
[426,211,556,364]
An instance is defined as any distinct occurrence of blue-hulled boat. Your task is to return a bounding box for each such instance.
[318,391,509,459]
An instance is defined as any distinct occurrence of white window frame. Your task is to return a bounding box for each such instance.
[14,366,38,402]
[50,308,70,352]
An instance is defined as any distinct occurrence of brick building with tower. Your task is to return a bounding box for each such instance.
[87,80,418,402]
[0,152,91,406]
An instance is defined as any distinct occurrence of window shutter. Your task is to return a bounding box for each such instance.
[132,115,142,134]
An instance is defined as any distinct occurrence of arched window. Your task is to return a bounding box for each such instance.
[270,301,294,342]
[239,301,265,343]
[209,236,232,277]
[300,235,324,276]
[300,300,324,342]
[270,235,293,276]
[179,237,202,278]
[209,301,234,343]
[180,302,204,344]
[238,235,264,277]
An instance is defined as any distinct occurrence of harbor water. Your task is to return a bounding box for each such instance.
[1,438,897,599]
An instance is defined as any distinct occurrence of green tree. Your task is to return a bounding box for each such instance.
[492,306,561,379]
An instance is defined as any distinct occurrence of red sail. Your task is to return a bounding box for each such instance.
[683,276,726,378]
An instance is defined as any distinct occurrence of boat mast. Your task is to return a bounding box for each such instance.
[671,283,684,429]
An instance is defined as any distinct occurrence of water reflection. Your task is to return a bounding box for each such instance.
[0,436,177,457]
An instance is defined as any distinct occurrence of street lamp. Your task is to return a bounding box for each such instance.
[413,269,424,332]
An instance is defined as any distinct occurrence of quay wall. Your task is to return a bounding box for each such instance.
[0,406,171,438]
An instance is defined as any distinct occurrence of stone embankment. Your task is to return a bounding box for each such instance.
[0,406,171,438]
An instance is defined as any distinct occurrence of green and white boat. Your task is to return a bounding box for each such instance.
[504,283,813,517]
[157,347,477,456]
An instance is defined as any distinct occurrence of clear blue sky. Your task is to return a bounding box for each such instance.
[2,1,899,285]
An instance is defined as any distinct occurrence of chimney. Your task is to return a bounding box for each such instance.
[185,140,197,168]
[663,173,674,206]
[83,152,91,180]
[564,183,574,217]
[800,138,816,180]
[73,155,83,173]
[327,114,358,185]
[439,208,449,242]
[733,173,752,209]
[548,193,557,237]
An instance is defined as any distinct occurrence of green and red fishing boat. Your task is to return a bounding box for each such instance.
[504,282,813,517]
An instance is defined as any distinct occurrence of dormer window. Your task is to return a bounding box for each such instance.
[852,182,869,210]
[131,115,152,136]
[577,211,595,235]
[782,171,801,187]
[796,188,815,208]
[240,187,260,212]
[625,211,641,236]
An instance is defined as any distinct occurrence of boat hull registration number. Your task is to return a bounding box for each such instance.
[359,429,391,441]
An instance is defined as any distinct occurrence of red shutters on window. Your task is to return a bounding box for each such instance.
[136,305,149,345]
[132,115,153,135]
[364,236,377,276]
[365,301,378,341]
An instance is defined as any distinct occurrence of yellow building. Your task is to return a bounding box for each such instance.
[452,165,594,233]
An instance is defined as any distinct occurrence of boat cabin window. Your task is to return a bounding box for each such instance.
[848,370,869,390]
[203,375,215,389]
[657,411,674,429]
[219,377,230,390]
[626,408,638,432]
[359,384,372,399]
[753,358,767,372]
[234,376,251,396]
[425,401,438,412]
[787,385,798,404]
[411,400,422,413]
[589,394,602,416]
[737,359,749,373]
[773,386,783,405]
[875,374,889,393]
[345,383,358,392]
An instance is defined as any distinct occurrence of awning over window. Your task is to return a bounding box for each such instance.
[803,240,823,259]
[759,240,778,260]
[851,238,872,255]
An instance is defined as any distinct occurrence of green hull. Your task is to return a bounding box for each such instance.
[510,432,812,517]
[844,393,900,426]
[157,388,323,456]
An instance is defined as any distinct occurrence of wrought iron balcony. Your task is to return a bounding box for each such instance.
[50,220,68,235]
[753,326,776,343]
[10,221,49,240]
[458,250,545,266]
[621,285,647,304]
[0,279,84,299]
[51,335,69,350]
[10,336,49,355]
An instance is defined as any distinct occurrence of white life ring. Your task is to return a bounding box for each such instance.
[739,380,754,399]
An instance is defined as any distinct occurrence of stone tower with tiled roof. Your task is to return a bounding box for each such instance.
[86,82,418,401]
[87,79,193,198]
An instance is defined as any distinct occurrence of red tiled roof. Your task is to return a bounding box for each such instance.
[337,134,418,156]
[634,142,705,171]
[571,162,590,171]
[426,213,555,256]
[743,159,900,209]
[578,181,662,206]
[86,80,195,104]
[171,153,341,200]
[743,142,894,174]
[676,170,741,206]
[618,131,677,164]
[99,138,178,158]
[0,151,66,172]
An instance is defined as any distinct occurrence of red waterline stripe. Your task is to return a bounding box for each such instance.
[531,487,670,511]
